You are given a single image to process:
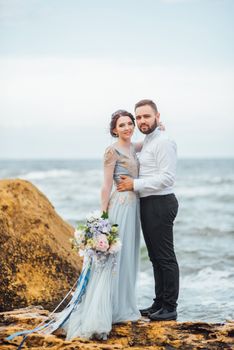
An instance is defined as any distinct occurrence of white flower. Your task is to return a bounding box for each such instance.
[86,210,101,222]
[102,226,109,233]
[109,240,122,254]
[74,229,85,244]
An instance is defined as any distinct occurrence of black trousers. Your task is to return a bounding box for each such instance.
[140,193,179,311]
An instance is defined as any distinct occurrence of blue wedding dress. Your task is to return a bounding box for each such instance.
[59,144,141,339]
[107,144,141,325]
[7,144,141,345]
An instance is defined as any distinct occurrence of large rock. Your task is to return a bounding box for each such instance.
[0,307,233,349]
[0,179,82,312]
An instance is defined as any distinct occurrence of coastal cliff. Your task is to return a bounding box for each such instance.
[0,179,82,312]
[0,179,233,349]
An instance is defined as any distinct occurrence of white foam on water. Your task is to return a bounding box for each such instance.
[181,267,233,291]
[136,270,155,307]
[19,169,102,191]
[176,186,231,198]
[20,169,74,180]
[177,173,234,184]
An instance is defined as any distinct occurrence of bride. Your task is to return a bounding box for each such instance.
[61,109,142,339]
[7,110,142,347]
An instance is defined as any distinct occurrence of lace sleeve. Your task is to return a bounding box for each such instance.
[101,147,118,212]
[103,146,118,167]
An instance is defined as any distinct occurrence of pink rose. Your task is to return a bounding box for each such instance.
[96,234,109,252]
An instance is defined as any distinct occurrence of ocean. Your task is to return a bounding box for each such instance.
[0,158,233,323]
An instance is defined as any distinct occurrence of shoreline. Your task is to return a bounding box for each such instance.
[1,306,233,349]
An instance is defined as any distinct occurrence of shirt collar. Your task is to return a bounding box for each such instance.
[145,126,161,141]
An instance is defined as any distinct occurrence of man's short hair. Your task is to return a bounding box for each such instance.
[134,99,158,113]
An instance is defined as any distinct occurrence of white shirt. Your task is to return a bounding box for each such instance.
[134,128,177,198]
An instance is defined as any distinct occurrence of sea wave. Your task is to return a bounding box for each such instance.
[181,267,234,291]
[179,227,234,236]
[176,185,234,198]
[20,169,74,180]
[137,271,154,308]
[177,174,234,184]
[19,168,102,181]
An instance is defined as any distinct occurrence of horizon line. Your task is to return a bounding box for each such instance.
[0,156,234,161]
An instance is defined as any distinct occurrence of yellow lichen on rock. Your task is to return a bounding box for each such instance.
[0,179,82,312]
[0,307,233,350]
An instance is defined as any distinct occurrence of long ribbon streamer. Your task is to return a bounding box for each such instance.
[6,258,92,349]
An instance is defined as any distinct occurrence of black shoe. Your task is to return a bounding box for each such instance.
[140,303,162,317]
[149,308,177,321]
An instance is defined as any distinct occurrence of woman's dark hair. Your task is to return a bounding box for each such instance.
[110,109,135,137]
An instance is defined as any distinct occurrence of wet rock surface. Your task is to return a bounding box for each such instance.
[0,306,233,349]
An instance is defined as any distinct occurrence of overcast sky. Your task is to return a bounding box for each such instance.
[0,0,233,159]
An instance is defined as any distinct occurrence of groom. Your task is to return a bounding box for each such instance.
[117,99,179,321]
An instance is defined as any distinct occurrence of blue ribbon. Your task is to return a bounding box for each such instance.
[6,258,92,349]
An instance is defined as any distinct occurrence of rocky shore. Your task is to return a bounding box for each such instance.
[0,306,233,349]
[0,179,233,349]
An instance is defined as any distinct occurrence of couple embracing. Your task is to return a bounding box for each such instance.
[7,99,179,345]
[62,98,179,339]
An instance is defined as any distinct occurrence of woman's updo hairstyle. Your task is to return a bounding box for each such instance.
[110,109,135,137]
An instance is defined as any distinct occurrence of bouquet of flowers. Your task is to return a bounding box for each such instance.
[71,211,121,264]
[6,211,121,346]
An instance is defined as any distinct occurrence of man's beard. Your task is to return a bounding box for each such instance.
[139,120,157,134]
